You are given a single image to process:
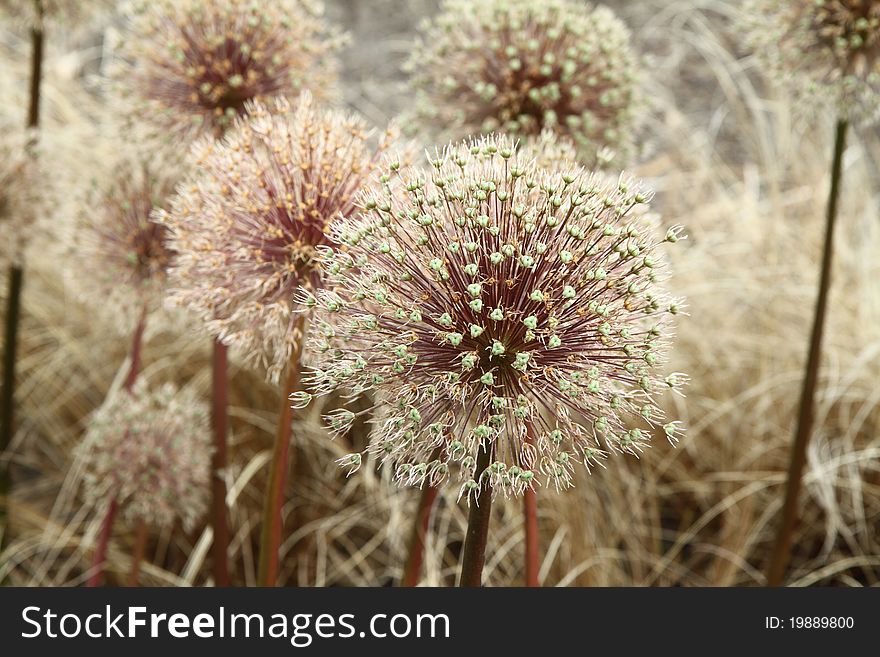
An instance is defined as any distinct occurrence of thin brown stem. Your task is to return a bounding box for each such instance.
[0,0,44,580]
[459,442,493,587]
[400,484,439,587]
[211,340,230,587]
[127,519,148,587]
[87,497,118,587]
[257,315,306,587]
[766,119,848,587]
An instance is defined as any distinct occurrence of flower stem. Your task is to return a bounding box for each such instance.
[0,267,23,557]
[211,339,230,587]
[400,483,439,587]
[0,2,44,575]
[87,497,118,587]
[123,305,147,393]
[459,441,493,587]
[523,487,539,586]
[257,315,305,587]
[127,519,148,587]
[766,119,848,587]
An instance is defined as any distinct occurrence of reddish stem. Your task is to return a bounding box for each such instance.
[87,498,118,587]
[123,306,147,393]
[401,484,439,587]
[211,340,231,587]
[257,315,305,587]
[127,519,148,587]
[523,487,539,587]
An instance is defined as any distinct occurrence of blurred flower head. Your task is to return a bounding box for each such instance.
[0,122,39,268]
[157,94,398,383]
[77,380,211,529]
[305,134,686,497]
[0,0,112,27]
[404,0,641,166]
[73,148,179,326]
[115,0,344,139]
[745,0,880,122]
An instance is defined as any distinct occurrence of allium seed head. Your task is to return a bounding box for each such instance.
[116,0,344,139]
[74,151,178,324]
[745,0,880,122]
[405,0,640,166]
[0,124,38,268]
[157,95,398,382]
[77,381,211,529]
[307,135,686,497]
[0,0,112,27]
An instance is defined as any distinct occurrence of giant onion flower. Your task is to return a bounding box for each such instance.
[305,135,686,498]
[74,150,178,328]
[405,0,640,165]
[0,123,37,269]
[745,0,880,122]
[116,0,344,138]
[156,94,397,382]
[77,380,211,530]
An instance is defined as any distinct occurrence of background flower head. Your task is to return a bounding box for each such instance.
[72,147,179,328]
[115,0,344,139]
[157,94,398,383]
[744,0,880,123]
[76,380,211,529]
[306,134,686,497]
[0,122,39,268]
[0,0,112,28]
[404,0,641,166]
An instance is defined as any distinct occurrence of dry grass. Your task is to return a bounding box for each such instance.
[1,0,879,587]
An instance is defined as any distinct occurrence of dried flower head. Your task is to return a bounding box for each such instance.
[116,0,344,139]
[745,0,880,122]
[305,135,686,497]
[0,0,111,27]
[157,94,397,382]
[77,381,211,529]
[0,122,38,268]
[73,150,179,325]
[404,0,640,166]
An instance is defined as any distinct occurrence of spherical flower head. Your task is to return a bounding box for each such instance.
[745,0,880,123]
[1,0,112,28]
[116,0,344,139]
[157,94,397,383]
[74,151,178,326]
[404,0,641,166]
[0,125,39,268]
[306,135,687,497]
[76,381,211,529]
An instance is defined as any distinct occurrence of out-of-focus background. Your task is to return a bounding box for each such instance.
[2,0,879,586]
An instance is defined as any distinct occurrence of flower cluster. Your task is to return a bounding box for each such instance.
[0,0,111,27]
[74,150,178,325]
[77,381,211,529]
[305,135,686,497]
[404,0,640,165]
[744,0,880,122]
[116,0,344,138]
[0,121,38,268]
[157,94,397,383]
